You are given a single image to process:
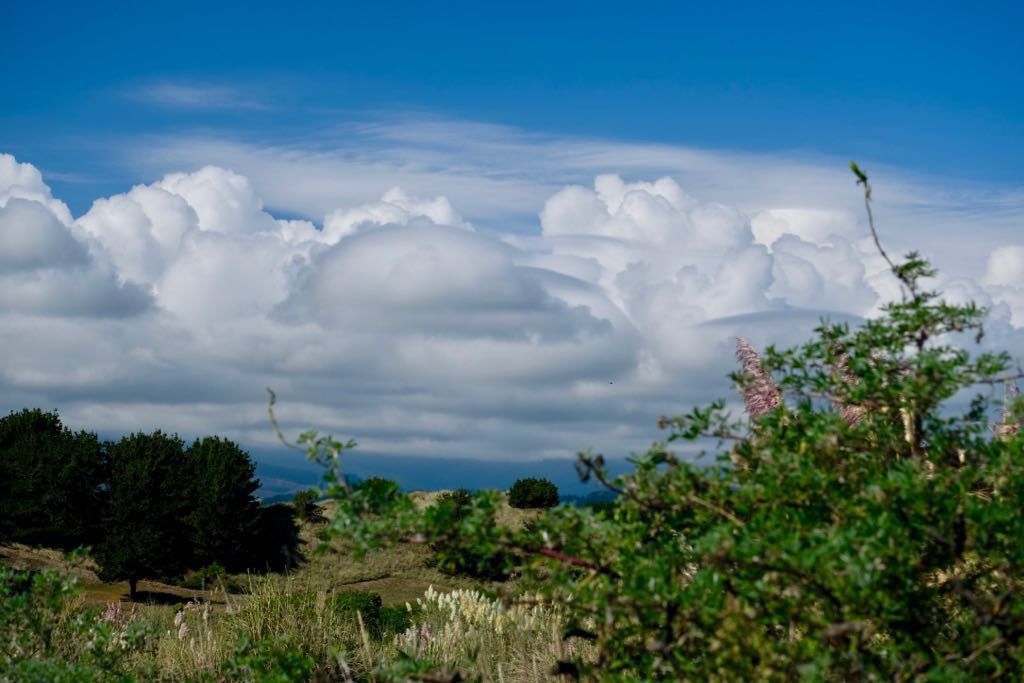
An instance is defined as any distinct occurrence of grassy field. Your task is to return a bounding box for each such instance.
[0,491,575,680]
[0,491,539,607]
[0,543,220,607]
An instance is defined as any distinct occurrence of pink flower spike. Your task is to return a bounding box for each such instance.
[735,337,781,419]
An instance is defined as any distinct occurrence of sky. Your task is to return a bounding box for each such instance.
[1,2,1023,474]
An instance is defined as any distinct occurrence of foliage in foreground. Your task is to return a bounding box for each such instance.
[0,565,436,682]
[292,166,1024,680]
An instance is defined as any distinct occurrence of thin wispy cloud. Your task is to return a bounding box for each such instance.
[129,82,268,111]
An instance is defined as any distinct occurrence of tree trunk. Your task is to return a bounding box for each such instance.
[128,576,138,601]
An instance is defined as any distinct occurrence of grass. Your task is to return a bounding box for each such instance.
[0,491,536,608]
[0,490,572,681]
[0,543,221,607]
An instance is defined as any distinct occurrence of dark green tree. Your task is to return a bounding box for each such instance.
[97,431,191,600]
[291,489,325,524]
[508,477,559,509]
[185,436,261,570]
[0,409,105,548]
[248,504,303,572]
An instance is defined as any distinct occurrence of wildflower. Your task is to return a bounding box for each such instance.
[735,337,781,418]
[101,601,138,629]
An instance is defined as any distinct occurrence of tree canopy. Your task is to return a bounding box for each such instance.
[97,431,193,599]
[0,409,105,548]
[185,436,261,571]
[0,412,292,599]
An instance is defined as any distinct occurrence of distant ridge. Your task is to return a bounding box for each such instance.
[252,450,634,500]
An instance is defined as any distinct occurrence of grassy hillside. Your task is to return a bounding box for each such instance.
[0,490,540,607]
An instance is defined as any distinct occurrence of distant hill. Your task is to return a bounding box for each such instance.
[252,450,633,500]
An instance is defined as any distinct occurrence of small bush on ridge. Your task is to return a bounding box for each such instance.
[508,478,559,509]
[290,489,325,524]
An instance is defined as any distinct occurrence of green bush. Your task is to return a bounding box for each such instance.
[379,605,414,636]
[220,635,315,683]
[507,477,559,509]
[435,488,473,522]
[0,567,152,681]
[290,489,324,524]
[180,562,244,593]
[297,166,1024,680]
[329,590,412,640]
[425,490,516,581]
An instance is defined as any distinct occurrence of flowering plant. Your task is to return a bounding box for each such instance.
[285,165,1024,680]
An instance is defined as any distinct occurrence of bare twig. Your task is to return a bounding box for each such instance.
[850,162,897,276]
[266,388,305,453]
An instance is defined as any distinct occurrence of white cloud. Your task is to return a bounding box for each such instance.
[0,164,151,318]
[128,117,1024,281]
[0,153,74,225]
[984,246,1024,327]
[322,187,469,243]
[0,198,89,271]
[1,139,1022,463]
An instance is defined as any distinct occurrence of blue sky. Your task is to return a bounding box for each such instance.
[3,1,1022,213]
[1,2,1023,472]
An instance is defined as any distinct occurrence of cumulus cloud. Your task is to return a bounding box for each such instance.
[984,246,1024,327]
[0,158,151,318]
[0,153,74,225]
[1,150,1022,464]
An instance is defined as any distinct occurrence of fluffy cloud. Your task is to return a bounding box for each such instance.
[0,154,74,225]
[0,158,151,318]
[984,246,1024,327]
[1,153,1021,463]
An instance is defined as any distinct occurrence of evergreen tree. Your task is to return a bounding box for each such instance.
[185,436,261,570]
[0,409,105,548]
[97,431,191,600]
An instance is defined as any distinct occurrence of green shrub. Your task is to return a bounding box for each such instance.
[219,635,315,683]
[290,489,324,524]
[180,562,244,593]
[379,605,414,636]
[295,166,1024,680]
[507,477,559,509]
[425,491,516,581]
[0,567,151,681]
[329,590,410,640]
[330,590,382,637]
[434,488,473,523]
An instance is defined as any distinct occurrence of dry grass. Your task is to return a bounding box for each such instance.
[398,585,593,682]
[409,490,542,530]
[1,490,572,680]
[0,543,220,607]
